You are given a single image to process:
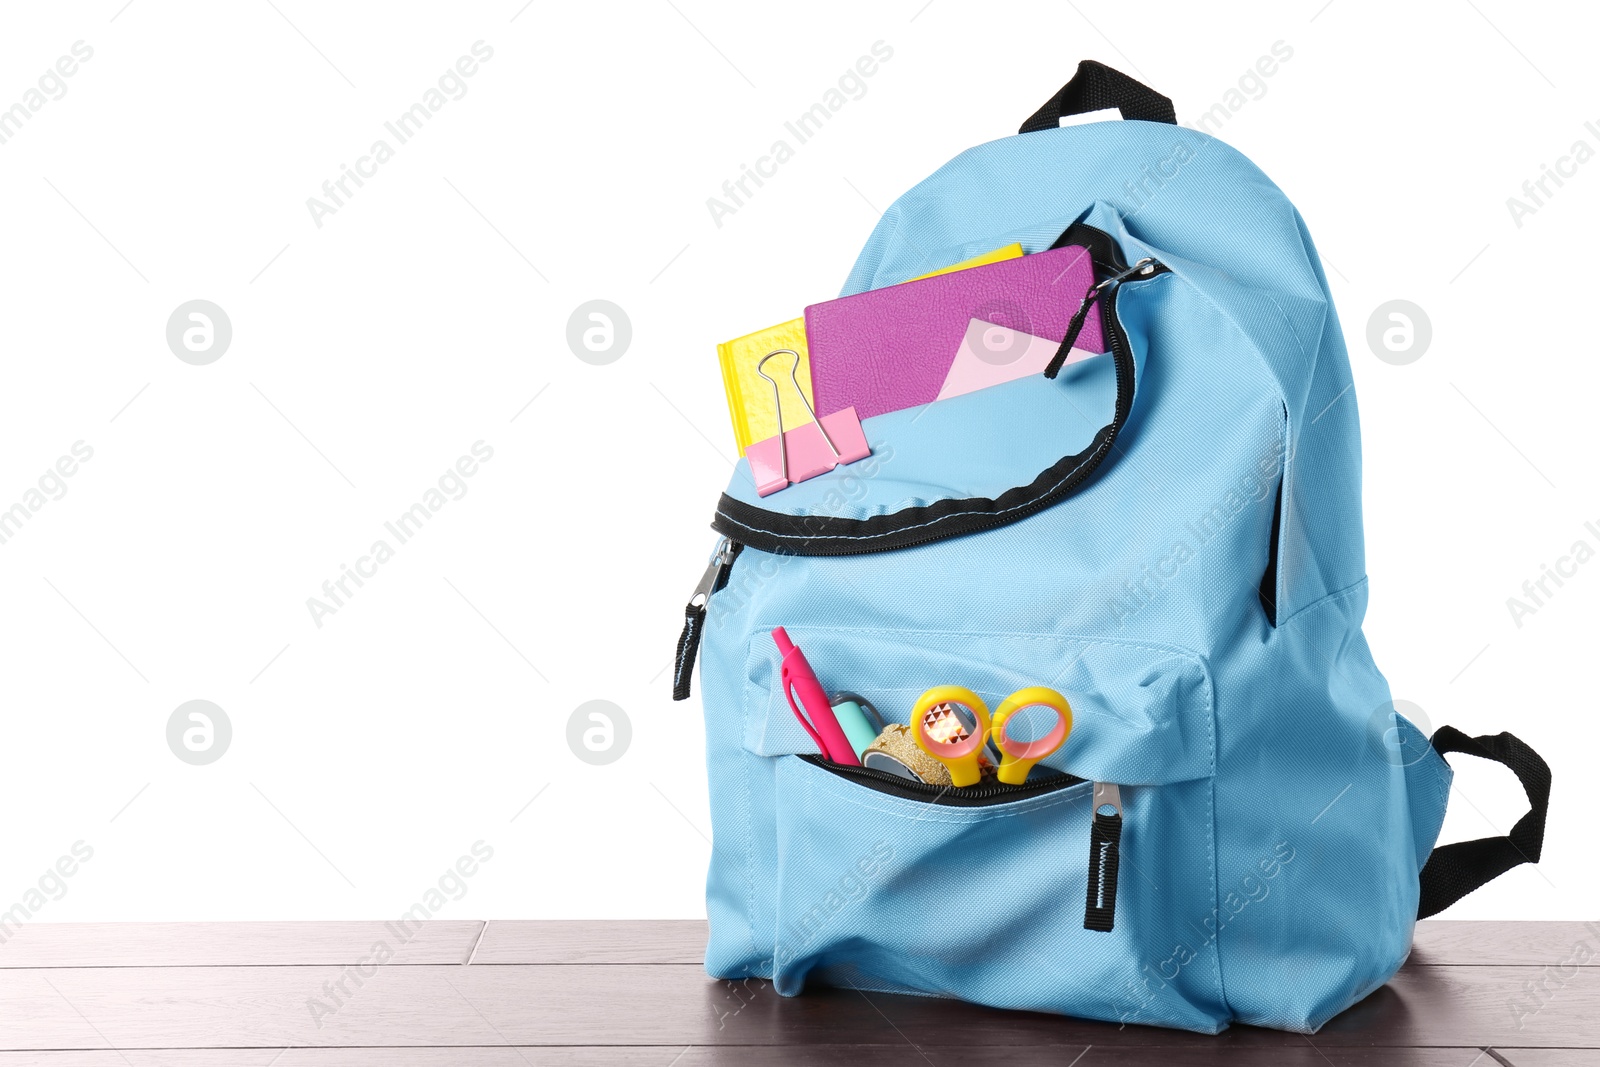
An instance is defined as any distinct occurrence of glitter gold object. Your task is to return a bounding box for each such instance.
[864,723,995,785]
[866,724,950,784]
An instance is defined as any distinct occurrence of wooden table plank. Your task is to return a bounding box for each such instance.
[0,922,484,968]
[470,919,705,964]
[0,963,1593,1051]
[468,917,1600,967]
[4,919,1583,969]
[0,1049,1594,1066]
[0,921,1593,1059]
[1410,921,1600,966]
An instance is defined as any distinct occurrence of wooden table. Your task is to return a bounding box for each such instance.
[0,920,1594,1065]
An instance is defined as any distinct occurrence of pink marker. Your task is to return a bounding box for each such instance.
[773,627,860,766]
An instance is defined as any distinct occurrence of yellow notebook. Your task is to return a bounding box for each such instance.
[718,243,1025,453]
[718,316,811,457]
[912,242,1024,280]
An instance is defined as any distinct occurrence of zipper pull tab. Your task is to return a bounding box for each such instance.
[690,537,735,608]
[673,538,737,701]
[1045,258,1162,380]
[1084,782,1123,932]
[1097,257,1161,292]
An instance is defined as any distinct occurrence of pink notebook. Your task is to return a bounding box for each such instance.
[805,245,1102,421]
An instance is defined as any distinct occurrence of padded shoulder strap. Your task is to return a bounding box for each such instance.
[1417,727,1551,919]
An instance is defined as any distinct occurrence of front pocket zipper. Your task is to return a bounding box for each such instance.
[801,753,1084,805]
[803,754,1124,931]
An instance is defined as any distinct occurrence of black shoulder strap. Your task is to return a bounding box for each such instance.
[1018,60,1177,132]
[1417,727,1551,919]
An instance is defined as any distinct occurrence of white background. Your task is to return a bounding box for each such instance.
[0,0,1593,923]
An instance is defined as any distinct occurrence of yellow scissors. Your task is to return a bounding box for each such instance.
[910,685,1072,787]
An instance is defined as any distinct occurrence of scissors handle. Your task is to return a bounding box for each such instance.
[991,686,1072,785]
[910,685,990,787]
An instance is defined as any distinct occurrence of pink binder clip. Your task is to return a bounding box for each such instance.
[746,349,871,497]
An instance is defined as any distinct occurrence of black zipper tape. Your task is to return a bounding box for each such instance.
[1084,807,1123,932]
[810,755,1122,931]
[800,753,1084,806]
[709,222,1166,557]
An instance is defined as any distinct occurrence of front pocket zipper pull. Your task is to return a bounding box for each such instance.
[673,538,737,701]
[1084,782,1123,932]
[1046,257,1161,379]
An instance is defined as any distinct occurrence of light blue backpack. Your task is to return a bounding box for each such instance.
[672,62,1550,1033]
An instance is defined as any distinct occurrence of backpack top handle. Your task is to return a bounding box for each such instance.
[1019,60,1178,132]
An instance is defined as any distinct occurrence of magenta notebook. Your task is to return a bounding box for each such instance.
[805,245,1103,421]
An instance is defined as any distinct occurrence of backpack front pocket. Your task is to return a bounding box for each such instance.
[742,627,1228,1032]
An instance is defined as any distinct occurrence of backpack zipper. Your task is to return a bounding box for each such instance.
[1046,257,1158,379]
[1084,782,1123,932]
[708,255,1166,557]
[799,753,1085,805]
[804,754,1123,931]
[673,254,1165,693]
[672,537,742,701]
